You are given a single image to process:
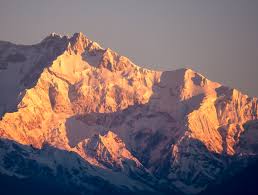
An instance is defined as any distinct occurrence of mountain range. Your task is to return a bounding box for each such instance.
[0,32,257,194]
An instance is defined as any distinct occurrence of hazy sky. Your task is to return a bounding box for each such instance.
[0,0,258,96]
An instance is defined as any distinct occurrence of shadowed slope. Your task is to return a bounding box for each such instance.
[0,138,169,195]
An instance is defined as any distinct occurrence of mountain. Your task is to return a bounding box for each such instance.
[200,156,258,195]
[0,32,257,194]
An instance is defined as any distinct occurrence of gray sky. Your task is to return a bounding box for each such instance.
[0,0,257,96]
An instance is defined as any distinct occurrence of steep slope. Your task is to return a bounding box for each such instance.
[0,138,158,194]
[0,33,70,116]
[0,32,257,194]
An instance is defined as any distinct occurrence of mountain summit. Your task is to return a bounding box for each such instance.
[0,32,257,194]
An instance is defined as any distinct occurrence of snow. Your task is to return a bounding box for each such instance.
[0,32,257,194]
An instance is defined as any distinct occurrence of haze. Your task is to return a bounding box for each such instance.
[0,0,257,96]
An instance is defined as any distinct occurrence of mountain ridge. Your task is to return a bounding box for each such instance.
[0,32,257,194]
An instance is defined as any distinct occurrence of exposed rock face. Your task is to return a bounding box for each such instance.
[0,32,257,194]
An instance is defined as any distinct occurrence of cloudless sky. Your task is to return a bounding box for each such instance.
[0,0,258,96]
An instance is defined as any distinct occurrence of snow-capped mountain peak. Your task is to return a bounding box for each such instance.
[0,32,257,194]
